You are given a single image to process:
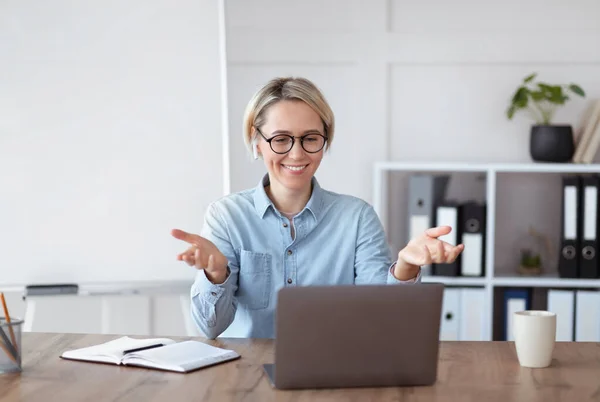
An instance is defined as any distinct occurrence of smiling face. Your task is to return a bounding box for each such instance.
[255,100,326,194]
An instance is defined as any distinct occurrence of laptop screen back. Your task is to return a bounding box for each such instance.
[272,283,444,389]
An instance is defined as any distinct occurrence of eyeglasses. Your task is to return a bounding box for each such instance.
[255,128,328,154]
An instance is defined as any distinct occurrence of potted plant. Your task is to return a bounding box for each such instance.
[506,73,585,162]
[515,226,553,276]
[518,248,542,276]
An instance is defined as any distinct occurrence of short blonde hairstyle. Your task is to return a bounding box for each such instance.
[242,77,335,152]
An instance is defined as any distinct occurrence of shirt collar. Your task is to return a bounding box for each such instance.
[253,174,325,221]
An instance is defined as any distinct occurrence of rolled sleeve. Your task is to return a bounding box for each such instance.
[191,268,231,303]
[386,262,422,284]
[190,269,237,338]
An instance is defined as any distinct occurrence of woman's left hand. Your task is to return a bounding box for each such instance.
[393,226,464,280]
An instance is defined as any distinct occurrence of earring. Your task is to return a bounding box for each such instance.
[252,141,258,160]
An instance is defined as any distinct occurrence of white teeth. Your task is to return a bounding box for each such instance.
[283,165,307,172]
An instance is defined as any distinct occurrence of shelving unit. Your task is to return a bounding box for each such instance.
[373,162,600,341]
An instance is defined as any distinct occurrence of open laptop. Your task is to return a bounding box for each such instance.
[263,283,444,390]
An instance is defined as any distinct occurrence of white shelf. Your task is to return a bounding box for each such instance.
[493,275,600,289]
[421,275,486,286]
[375,161,600,174]
[493,163,600,173]
[375,162,489,172]
[421,275,600,288]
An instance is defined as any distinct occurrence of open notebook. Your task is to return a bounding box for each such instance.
[60,336,240,373]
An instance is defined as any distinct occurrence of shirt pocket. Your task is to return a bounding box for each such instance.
[236,250,272,310]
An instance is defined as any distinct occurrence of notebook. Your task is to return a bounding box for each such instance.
[60,336,240,373]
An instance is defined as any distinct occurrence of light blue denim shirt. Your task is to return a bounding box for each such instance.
[190,175,421,339]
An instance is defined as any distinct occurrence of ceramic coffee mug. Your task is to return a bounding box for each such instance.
[513,310,556,368]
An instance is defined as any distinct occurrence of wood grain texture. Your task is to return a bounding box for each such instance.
[0,333,599,402]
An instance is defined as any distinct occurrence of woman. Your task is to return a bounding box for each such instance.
[171,77,463,339]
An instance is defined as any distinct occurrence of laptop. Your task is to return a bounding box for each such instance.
[263,283,444,390]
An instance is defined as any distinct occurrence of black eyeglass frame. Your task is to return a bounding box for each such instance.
[255,127,328,154]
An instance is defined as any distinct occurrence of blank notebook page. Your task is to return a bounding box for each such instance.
[126,340,239,372]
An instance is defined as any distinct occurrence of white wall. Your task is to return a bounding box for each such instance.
[225,0,600,273]
[0,0,224,336]
[0,0,226,286]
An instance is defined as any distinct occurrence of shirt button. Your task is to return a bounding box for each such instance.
[287,278,293,284]
[283,223,288,228]
[287,250,293,255]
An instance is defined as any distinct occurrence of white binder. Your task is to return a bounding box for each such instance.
[575,290,600,341]
[436,206,458,245]
[548,289,575,341]
[439,288,460,341]
[559,176,580,278]
[461,233,483,276]
[459,288,486,341]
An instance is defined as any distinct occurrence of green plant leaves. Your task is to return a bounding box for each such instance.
[553,87,565,104]
[520,249,541,267]
[506,105,516,119]
[536,83,563,104]
[507,73,585,124]
[530,90,544,101]
[569,84,585,97]
[512,86,529,107]
[507,86,529,119]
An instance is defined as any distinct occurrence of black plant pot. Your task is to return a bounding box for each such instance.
[530,125,574,163]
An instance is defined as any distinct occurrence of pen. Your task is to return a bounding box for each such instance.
[0,326,18,363]
[123,343,164,354]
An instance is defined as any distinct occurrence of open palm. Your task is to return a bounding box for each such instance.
[171,229,229,283]
[398,226,464,267]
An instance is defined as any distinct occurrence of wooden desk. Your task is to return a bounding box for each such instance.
[0,333,598,402]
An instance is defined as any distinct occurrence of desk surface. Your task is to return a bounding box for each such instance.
[0,333,599,402]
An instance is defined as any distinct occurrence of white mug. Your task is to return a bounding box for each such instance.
[513,310,556,368]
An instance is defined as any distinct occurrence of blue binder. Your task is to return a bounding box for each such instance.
[502,288,531,341]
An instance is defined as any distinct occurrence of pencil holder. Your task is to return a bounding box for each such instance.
[0,317,23,374]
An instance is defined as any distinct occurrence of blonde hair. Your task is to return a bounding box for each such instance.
[242,77,335,152]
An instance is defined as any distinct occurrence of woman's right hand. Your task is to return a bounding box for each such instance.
[171,229,229,284]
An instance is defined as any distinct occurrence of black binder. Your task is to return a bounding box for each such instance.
[459,202,486,277]
[580,175,600,278]
[558,176,582,278]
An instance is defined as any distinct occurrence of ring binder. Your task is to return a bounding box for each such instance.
[558,176,582,278]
